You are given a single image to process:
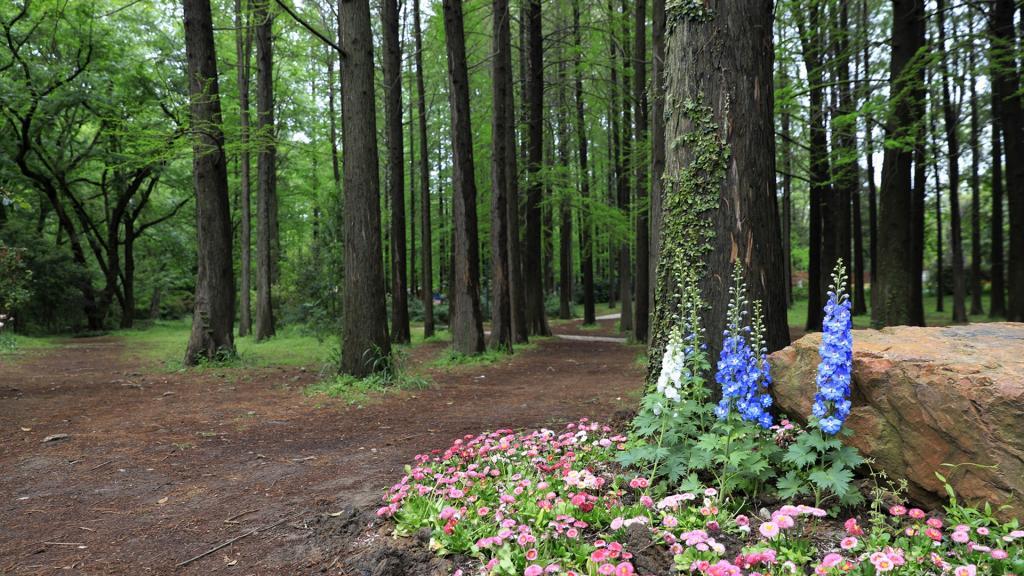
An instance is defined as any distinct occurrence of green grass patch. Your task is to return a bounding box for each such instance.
[114,319,334,372]
[305,366,431,406]
[0,332,57,358]
[789,289,1000,331]
[429,339,547,370]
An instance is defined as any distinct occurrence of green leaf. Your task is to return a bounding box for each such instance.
[808,431,843,453]
[829,445,864,469]
[776,471,807,499]
[783,441,817,468]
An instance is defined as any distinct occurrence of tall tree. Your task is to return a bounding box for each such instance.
[936,0,967,323]
[863,0,879,314]
[234,0,253,337]
[383,0,410,343]
[633,0,650,342]
[795,0,831,332]
[991,0,1024,321]
[831,0,855,311]
[651,0,667,317]
[617,0,634,335]
[557,55,573,321]
[183,0,236,364]
[873,0,925,327]
[254,0,276,340]
[490,0,514,350]
[412,0,434,338]
[653,0,788,367]
[523,0,550,336]
[990,93,1006,318]
[339,0,390,375]
[442,0,485,355]
[968,20,984,317]
[575,0,596,325]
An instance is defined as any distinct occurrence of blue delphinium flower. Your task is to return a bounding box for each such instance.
[715,262,773,428]
[812,261,853,435]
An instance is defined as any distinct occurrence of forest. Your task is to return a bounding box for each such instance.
[1,0,1019,367]
[2,0,1024,573]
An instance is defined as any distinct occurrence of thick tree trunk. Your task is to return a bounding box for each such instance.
[653,0,788,369]
[489,0,514,350]
[873,0,925,328]
[575,0,596,325]
[506,13,528,345]
[383,0,410,344]
[442,0,485,355]
[235,0,253,337]
[937,0,966,323]
[523,0,550,336]
[183,0,236,364]
[991,0,1024,321]
[254,0,276,340]
[339,0,390,375]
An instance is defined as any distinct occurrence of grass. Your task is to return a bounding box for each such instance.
[304,372,431,406]
[788,290,1000,331]
[115,319,336,372]
[0,332,57,359]
[429,339,545,369]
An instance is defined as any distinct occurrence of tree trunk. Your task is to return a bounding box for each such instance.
[148,286,161,320]
[442,0,486,355]
[873,0,925,328]
[968,29,983,317]
[796,1,830,332]
[778,69,793,308]
[649,0,665,321]
[523,0,550,336]
[254,0,276,340]
[383,0,410,344]
[653,0,788,370]
[575,0,596,325]
[339,0,390,375]
[489,0,514,350]
[832,0,854,308]
[861,0,876,315]
[991,0,1024,321]
[183,0,236,364]
[121,221,136,329]
[557,57,573,321]
[936,0,967,323]
[411,0,434,338]
[506,13,528,345]
[235,0,253,337]
[633,0,649,342]
[990,97,1006,318]
[618,0,633,335]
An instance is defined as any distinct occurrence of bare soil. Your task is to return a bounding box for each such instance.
[0,330,643,575]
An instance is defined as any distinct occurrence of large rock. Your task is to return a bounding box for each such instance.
[770,323,1024,516]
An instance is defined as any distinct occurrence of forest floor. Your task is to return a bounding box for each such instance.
[0,317,643,575]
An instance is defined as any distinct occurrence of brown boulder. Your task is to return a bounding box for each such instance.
[769,323,1024,516]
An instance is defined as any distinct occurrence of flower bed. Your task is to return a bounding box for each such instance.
[376,419,1024,575]
[374,262,1024,575]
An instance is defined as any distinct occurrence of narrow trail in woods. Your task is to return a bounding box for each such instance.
[0,319,643,575]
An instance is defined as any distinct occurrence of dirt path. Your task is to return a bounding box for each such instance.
[0,332,644,575]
